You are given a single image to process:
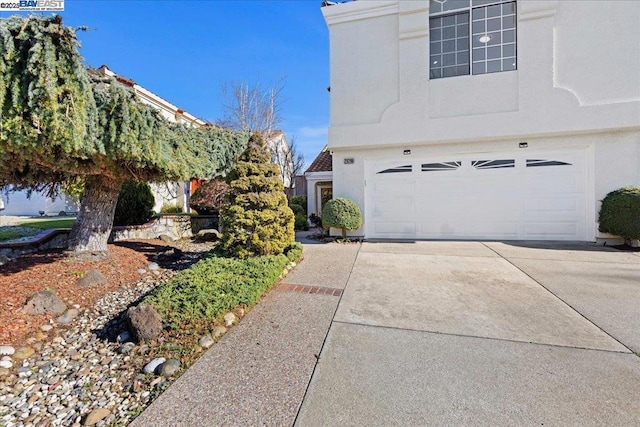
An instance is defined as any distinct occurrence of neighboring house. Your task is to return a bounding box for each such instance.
[321,0,640,241]
[2,65,207,216]
[267,130,295,191]
[305,147,333,217]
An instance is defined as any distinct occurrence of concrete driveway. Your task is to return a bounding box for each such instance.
[296,241,640,426]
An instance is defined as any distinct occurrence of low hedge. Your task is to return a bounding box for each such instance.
[146,242,303,330]
[598,186,640,241]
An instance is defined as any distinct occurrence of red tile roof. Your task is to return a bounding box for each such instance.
[306,146,332,173]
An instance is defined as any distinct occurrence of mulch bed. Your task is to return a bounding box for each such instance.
[0,239,174,346]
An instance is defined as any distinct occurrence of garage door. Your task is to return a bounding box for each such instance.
[365,149,588,240]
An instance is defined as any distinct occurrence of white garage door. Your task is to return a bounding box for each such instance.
[365,149,588,240]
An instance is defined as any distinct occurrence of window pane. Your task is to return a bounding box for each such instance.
[430,42,442,54]
[503,58,516,71]
[443,15,456,26]
[431,55,442,66]
[456,65,469,75]
[457,24,469,36]
[487,59,502,73]
[473,47,486,60]
[443,39,456,52]
[429,0,443,14]
[487,46,501,59]
[430,27,442,41]
[430,68,442,79]
[443,66,456,77]
[441,0,471,13]
[503,43,515,57]
[443,26,456,39]
[472,20,485,33]
[457,51,469,64]
[487,4,501,18]
[431,16,442,27]
[503,29,515,43]
[472,7,485,20]
[502,1,516,15]
[487,31,501,45]
[502,15,515,29]
[487,17,501,32]
[472,62,486,74]
[456,13,469,24]
[457,37,470,50]
[443,53,456,66]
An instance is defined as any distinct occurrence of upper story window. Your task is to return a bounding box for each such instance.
[429,0,517,79]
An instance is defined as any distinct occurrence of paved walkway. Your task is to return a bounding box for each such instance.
[131,233,360,426]
[133,238,640,426]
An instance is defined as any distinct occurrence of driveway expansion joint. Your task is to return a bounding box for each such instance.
[332,320,634,355]
[480,242,635,354]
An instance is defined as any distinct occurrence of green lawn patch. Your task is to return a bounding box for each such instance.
[18,218,76,230]
[0,230,22,242]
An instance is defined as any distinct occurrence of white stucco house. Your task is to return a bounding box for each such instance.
[1,65,207,217]
[321,0,640,241]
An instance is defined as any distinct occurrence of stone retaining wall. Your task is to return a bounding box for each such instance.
[0,215,219,265]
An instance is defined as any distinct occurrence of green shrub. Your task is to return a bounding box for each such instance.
[220,134,295,258]
[322,197,363,238]
[189,179,231,215]
[160,203,183,214]
[294,212,309,231]
[598,186,640,241]
[289,196,307,212]
[285,242,303,263]
[113,181,155,226]
[290,203,304,216]
[147,253,291,329]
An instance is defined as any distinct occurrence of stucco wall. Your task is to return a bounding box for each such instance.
[323,0,640,149]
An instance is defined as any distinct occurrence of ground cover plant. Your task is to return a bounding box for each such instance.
[17,219,76,230]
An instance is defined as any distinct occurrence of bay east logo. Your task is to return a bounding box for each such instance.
[0,0,64,11]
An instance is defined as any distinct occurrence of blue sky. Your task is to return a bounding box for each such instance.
[3,0,331,167]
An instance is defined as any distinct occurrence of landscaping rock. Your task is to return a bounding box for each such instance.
[13,347,35,360]
[156,247,183,262]
[77,269,108,287]
[118,342,135,354]
[83,408,110,426]
[40,324,53,332]
[143,357,165,374]
[0,345,15,356]
[0,367,9,376]
[22,290,66,315]
[147,262,160,271]
[137,268,147,274]
[117,331,132,343]
[56,308,80,324]
[158,359,180,376]
[196,228,222,242]
[127,304,163,341]
[158,234,175,243]
[198,335,214,349]
[213,325,228,340]
[0,359,12,369]
[224,312,236,327]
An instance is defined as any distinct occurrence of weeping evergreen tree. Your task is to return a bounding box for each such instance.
[0,15,248,254]
[220,133,295,258]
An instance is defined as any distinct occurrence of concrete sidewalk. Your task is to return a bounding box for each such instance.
[131,234,360,426]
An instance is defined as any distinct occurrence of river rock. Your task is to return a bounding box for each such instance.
[83,408,110,426]
[57,308,80,324]
[195,228,222,242]
[23,290,66,315]
[0,359,12,369]
[198,335,214,349]
[143,358,165,374]
[13,347,35,359]
[77,269,108,287]
[158,359,180,376]
[0,345,15,355]
[213,326,228,339]
[224,312,236,327]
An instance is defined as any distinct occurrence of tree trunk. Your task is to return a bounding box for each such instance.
[68,175,123,254]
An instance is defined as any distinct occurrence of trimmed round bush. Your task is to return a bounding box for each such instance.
[113,181,155,226]
[290,203,305,216]
[322,197,362,238]
[289,196,307,212]
[294,212,309,231]
[598,186,640,241]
